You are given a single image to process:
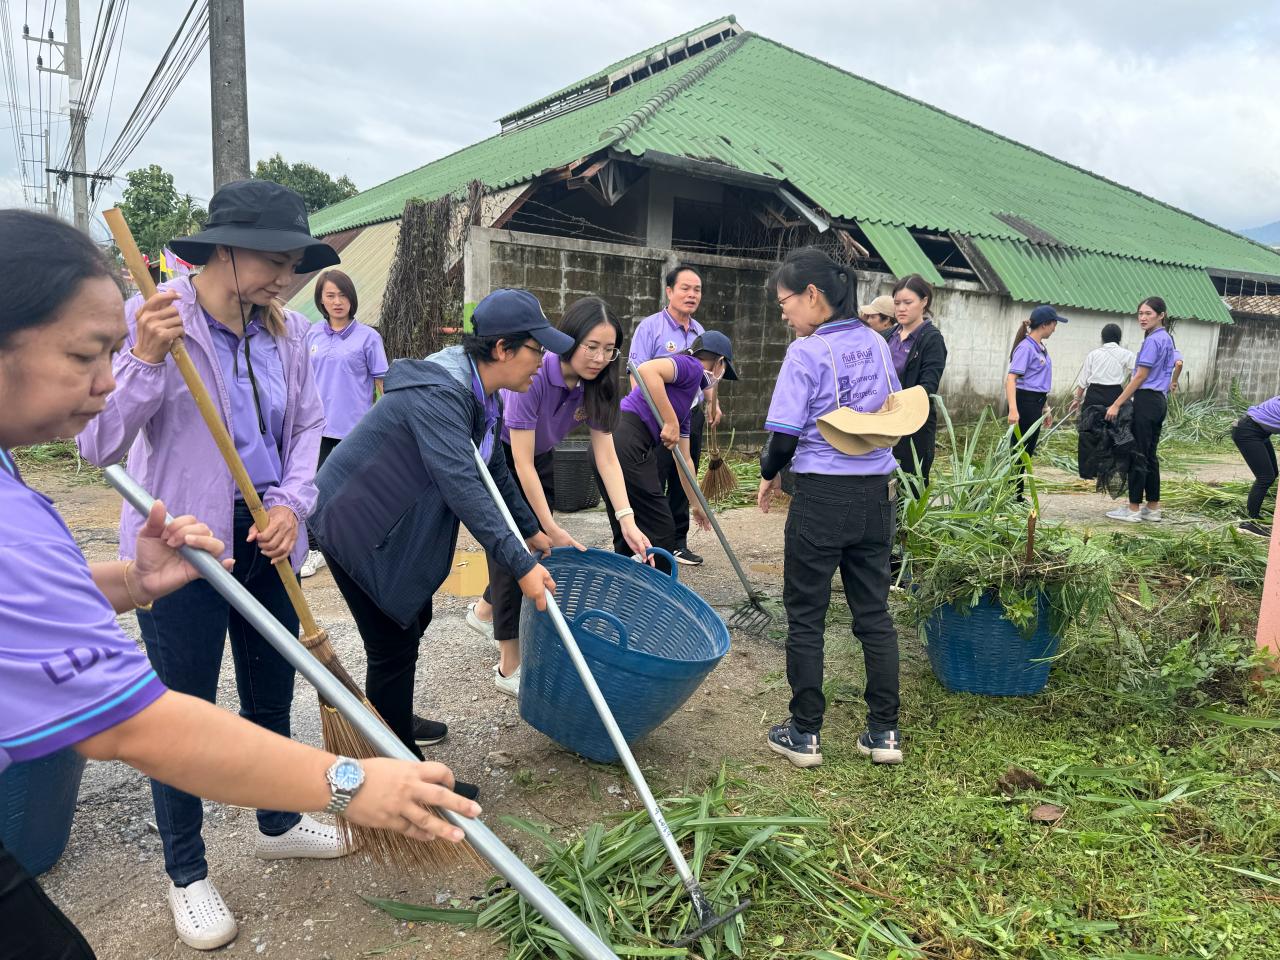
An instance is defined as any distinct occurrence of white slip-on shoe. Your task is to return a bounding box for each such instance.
[169,878,237,951]
[466,604,497,649]
[255,813,346,861]
[1106,507,1142,523]
[494,663,520,699]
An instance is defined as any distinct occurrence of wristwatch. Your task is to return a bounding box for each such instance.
[324,756,365,815]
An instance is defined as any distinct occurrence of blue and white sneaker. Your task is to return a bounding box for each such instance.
[856,729,903,764]
[767,720,822,768]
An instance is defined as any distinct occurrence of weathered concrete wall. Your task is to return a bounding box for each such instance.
[467,227,1225,446]
[1212,313,1280,402]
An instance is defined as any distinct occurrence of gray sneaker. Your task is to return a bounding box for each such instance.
[1106,506,1142,523]
[1139,506,1162,522]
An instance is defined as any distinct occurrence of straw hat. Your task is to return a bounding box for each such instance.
[817,385,931,455]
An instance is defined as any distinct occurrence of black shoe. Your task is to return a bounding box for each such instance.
[673,548,703,566]
[413,716,448,747]
[452,780,480,801]
[766,720,822,768]
[1238,520,1271,539]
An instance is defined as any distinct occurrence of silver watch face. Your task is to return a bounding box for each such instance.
[332,759,363,791]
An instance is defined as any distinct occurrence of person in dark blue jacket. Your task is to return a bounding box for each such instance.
[309,290,569,782]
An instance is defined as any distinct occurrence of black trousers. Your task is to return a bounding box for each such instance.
[483,442,555,642]
[602,412,676,575]
[322,553,434,759]
[1232,415,1277,519]
[655,404,704,550]
[1128,390,1167,505]
[317,435,342,470]
[1012,390,1048,498]
[893,411,937,494]
[784,473,900,735]
[0,841,95,959]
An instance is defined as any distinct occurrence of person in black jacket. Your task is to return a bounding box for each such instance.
[309,289,565,774]
[887,275,947,491]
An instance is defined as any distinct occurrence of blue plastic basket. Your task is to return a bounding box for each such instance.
[518,547,730,762]
[922,593,1061,696]
[0,748,87,875]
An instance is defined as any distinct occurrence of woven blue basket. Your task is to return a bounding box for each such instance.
[922,593,1061,696]
[0,748,87,875]
[518,547,730,762]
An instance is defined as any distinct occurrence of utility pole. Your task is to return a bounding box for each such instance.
[64,0,88,232]
[209,0,249,189]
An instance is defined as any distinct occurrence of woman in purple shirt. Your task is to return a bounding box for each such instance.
[757,247,903,769]
[1104,296,1176,523]
[1232,395,1280,537]
[76,180,343,945]
[0,210,476,958]
[466,298,653,696]
[1006,305,1067,497]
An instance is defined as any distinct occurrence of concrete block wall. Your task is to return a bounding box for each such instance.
[1212,314,1280,402]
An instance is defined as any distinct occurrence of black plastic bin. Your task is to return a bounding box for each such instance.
[552,438,601,512]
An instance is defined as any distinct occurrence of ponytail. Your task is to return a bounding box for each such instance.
[1010,320,1030,360]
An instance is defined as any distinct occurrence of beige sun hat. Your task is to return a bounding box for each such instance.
[817,385,931,455]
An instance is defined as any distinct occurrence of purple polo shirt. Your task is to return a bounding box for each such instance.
[1248,396,1280,432]
[765,318,901,475]
[1009,336,1052,394]
[501,352,603,454]
[888,320,927,377]
[1135,328,1176,393]
[471,359,500,460]
[0,450,165,773]
[629,309,705,409]
[306,319,389,439]
[619,354,707,444]
[204,308,287,492]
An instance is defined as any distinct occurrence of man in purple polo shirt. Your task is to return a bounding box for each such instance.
[627,264,721,566]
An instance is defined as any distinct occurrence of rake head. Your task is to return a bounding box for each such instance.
[670,891,752,948]
[727,596,775,635]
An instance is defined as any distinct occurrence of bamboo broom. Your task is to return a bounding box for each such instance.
[699,417,739,502]
[104,208,469,868]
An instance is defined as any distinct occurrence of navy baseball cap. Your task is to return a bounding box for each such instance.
[471,289,575,355]
[1029,304,1070,327]
[690,330,739,380]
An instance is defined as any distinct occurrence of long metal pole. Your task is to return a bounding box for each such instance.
[209,0,250,187]
[63,0,88,232]
[469,446,716,921]
[103,465,619,960]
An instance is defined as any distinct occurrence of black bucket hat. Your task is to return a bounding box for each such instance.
[168,179,340,274]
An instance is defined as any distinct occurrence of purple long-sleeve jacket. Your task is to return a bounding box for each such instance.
[78,277,323,570]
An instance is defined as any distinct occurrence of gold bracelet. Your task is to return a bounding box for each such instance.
[124,560,153,612]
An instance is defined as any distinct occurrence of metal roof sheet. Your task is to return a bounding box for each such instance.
[286,220,401,325]
[972,236,1232,324]
[857,220,944,286]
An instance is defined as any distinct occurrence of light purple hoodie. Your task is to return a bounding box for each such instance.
[78,276,323,570]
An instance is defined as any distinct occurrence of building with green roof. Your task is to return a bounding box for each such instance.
[291,15,1280,423]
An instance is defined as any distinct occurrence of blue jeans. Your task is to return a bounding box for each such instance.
[137,502,300,886]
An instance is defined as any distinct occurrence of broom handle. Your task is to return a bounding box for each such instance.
[470,445,716,916]
[103,464,620,960]
[103,208,323,642]
[626,361,759,602]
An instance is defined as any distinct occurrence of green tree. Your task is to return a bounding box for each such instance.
[253,153,358,213]
[118,164,207,260]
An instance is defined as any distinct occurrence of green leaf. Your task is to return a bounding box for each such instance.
[1192,708,1280,729]
[361,895,480,925]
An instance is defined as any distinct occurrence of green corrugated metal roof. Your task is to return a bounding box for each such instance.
[287,220,401,324]
[972,236,1232,324]
[857,220,944,286]
[310,25,1280,288]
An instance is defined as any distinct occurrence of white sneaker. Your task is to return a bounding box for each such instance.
[300,550,326,578]
[255,813,346,861]
[494,663,520,699]
[1106,507,1142,523]
[1139,506,1162,522]
[169,878,237,951]
[467,604,497,649]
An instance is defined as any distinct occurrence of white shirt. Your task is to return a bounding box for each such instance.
[1076,342,1135,389]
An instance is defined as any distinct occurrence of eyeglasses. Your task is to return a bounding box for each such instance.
[777,291,802,307]
[521,342,547,357]
[579,344,621,362]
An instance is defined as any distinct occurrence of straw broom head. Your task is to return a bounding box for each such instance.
[699,420,739,502]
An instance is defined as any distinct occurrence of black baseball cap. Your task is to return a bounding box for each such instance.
[472,289,575,355]
[1029,304,1070,327]
[690,330,739,380]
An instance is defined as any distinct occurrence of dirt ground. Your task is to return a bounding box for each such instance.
[27,449,1251,958]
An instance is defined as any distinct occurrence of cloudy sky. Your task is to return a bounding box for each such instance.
[3,0,1278,242]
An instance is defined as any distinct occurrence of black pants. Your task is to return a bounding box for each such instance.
[483,443,555,642]
[602,412,676,575]
[784,473,899,735]
[893,411,937,494]
[322,553,433,759]
[1012,390,1047,498]
[0,841,95,959]
[317,435,342,470]
[655,404,704,550]
[1232,415,1277,519]
[1128,390,1167,505]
